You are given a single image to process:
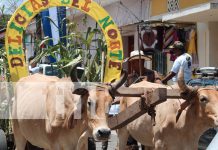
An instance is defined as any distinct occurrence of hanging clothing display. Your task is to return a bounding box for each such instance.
[163,27,178,61]
[187,29,198,67]
[155,26,164,51]
[140,28,158,52]
[177,28,186,44]
[163,27,178,49]
[137,23,199,76]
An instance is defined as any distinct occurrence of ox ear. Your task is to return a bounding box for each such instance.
[73,88,88,95]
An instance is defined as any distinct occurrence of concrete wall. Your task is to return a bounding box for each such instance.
[197,22,218,67]
[208,22,218,67]
[197,23,209,67]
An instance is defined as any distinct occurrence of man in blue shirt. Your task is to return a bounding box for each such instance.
[162,41,192,84]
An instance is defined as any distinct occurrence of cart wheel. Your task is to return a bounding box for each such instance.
[0,129,7,150]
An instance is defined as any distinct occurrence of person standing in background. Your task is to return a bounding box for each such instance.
[162,41,192,85]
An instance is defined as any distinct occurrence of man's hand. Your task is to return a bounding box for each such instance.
[161,71,176,85]
[162,80,167,85]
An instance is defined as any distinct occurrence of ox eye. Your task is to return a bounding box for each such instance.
[88,100,91,106]
[200,96,208,104]
[88,99,95,107]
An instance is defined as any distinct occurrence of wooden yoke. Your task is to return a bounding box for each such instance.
[108,87,181,130]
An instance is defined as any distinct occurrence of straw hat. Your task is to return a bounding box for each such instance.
[124,50,152,62]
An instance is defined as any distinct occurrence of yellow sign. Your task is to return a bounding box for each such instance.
[5,0,123,82]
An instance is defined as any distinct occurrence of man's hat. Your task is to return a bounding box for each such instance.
[124,50,152,62]
[168,41,184,50]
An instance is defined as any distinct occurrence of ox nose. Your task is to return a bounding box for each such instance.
[97,129,111,138]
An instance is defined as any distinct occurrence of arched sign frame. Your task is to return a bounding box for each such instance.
[5,0,123,82]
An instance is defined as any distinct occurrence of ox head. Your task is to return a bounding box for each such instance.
[70,61,127,141]
[178,68,218,127]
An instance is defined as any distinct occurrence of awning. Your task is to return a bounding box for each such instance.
[161,2,218,22]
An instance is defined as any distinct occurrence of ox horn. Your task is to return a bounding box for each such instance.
[70,61,82,82]
[178,67,197,100]
[109,70,128,98]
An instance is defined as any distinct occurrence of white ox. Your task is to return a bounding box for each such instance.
[12,62,127,150]
[118,69,218,150]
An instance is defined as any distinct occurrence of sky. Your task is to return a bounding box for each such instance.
[0,0,24,14]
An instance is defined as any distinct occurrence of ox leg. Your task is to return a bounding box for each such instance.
[153,133,166,150]
[14,136,26,150]
[76,131,89,150]
[50,144,61,150]
[153,132,167,150]
[12,120,27,150]
[154,140,167,150]
[117,127,129,150]
[14,131,27,150]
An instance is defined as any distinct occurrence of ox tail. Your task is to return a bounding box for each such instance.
[12,84,18,122]
[12,85,19,131]
[11,105,19,132]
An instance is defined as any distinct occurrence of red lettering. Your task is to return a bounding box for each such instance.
[15,13,27,25]
[109,60,121,70]
[30,0,42,11]
[81,0,91,12]
[72,0,79,8]
[8,36,22,45]
[108,29,118,39]
[10,57,24,68]
[42,0,49,7]
[110,41,120,50]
